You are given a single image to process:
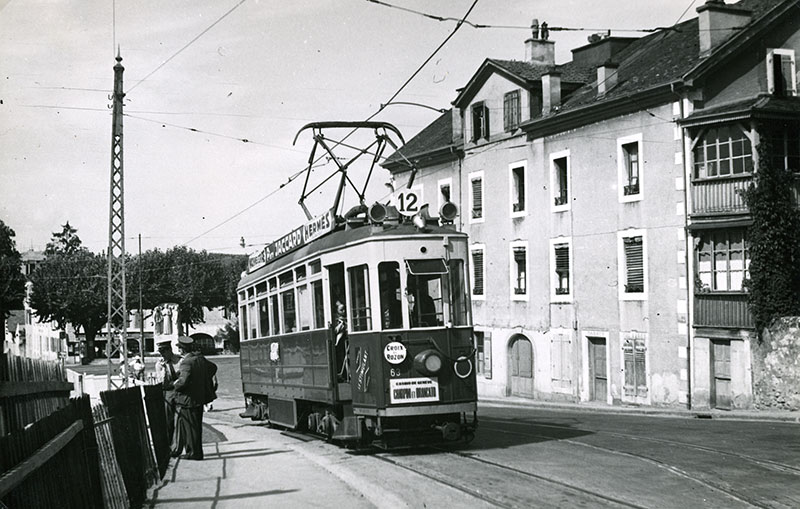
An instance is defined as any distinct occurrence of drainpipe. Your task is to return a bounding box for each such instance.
[671,81,694,410]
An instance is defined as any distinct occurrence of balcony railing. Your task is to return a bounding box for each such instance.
[691,175,751,216]
[694,292,753,329]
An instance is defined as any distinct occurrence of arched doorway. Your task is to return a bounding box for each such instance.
[508,334,534,398]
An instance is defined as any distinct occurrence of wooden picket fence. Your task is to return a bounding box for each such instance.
[0,353,73,436]
[0,353,171,509]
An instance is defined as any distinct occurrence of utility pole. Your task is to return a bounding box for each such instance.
[139,233,144,362]
[107,48,128,390]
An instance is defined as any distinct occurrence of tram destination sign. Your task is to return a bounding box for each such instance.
[248,209,335,272]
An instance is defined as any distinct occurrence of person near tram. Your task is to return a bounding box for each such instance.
[407,277,437,327]
[173,336,218,460]
[333,299,349,382]
[154,338,182,452]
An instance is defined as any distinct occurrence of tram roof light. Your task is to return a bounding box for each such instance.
[439,201,458,224]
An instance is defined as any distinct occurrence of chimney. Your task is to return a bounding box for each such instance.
[597,63,619,96]
[525,18,555,66]
[451,108,463,144]
[541,71,562,115]
[696,0,752,54]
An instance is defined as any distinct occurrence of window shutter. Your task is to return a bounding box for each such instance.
[503,94,511,131]
[623,334,648,398]
[624,236,644,292]
[634,338,648,397]
[623,339,635,396]
[484,333,492,379]
[483,104,490,138]
[472,178,483,218]
[472,250,484,296]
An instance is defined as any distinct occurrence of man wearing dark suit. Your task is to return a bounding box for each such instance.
[154,338,182,454]
[173,336,217,460]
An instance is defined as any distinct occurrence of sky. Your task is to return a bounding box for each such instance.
[0,0,697,256]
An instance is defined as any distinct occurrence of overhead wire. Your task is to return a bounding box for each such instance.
[183,0,481,247]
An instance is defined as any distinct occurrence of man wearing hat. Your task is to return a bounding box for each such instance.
[154,338,182,453]
[173,335,217,460]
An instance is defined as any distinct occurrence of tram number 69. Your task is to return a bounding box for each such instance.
[394,187,423,216]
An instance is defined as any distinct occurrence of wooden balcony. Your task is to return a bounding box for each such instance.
[694,292,753,330]
[690,175,751,216]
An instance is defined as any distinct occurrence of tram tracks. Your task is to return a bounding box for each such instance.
[485,417,800,476]
[479,420,784,509]
[373,448,648,508]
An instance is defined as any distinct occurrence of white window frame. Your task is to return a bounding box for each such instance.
[468,170,485,224]
[508,160,527,218]
[437,177,453,213]
[549,149,571,213]
[618,229,648,301]
[470,244,486,301]
[767,48,797,96]
[509,240,529,301]
[617,133,643,203]
[549,237,573,303]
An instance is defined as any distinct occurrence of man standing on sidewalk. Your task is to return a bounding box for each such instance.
[154,338,182,453]
[173,336,217,460]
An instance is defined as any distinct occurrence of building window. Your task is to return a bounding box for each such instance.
[550,239,572,301]
[509,162,526,216]
[763,122,800,171]
[469,171,484,223]
[504,90,521,132]
[550,151,570,210]
[510,242,527,299]
[619,230,647,299]
[618,134,642,201]
[475,330,492,378]
[470,245,485,299]
[471,101,490,142]
[693,125,753,179]
[696,228,750,292]
[622,333,648,399]
[767,48,797,97]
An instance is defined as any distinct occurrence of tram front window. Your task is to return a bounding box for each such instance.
[405,258,468,328]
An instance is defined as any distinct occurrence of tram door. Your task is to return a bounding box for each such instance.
[711,340,732,410]
[587,337,607,402]
[508,335,534,398]
[327,263,346,379]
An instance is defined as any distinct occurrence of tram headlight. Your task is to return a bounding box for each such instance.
[414,349,443,375]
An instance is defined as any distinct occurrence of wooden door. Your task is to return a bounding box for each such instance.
[711,340,732,410]
[509,336,534,397]
[588,337,607,402]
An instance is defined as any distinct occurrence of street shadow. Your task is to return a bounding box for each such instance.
[147,488,298,507]
[202,448,293,460]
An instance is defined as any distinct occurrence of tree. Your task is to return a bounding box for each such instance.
[29,250,107,361]
[45,222,85,255]
[0,219,26,320]
[128,247,247,334]
[743,137,800,336]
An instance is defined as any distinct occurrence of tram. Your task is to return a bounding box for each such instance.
[237,122,477,448]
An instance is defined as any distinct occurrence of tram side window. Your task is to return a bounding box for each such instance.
[247,300,258,339]
[449,259,468,326]
[311,279,325,328]
[282,288,297,333]
[258,297,270,337]
[240,303,248,340]
[297,284,312,331]
[379,262,403,329]
[270,294,280,335]
[348,264,372,331]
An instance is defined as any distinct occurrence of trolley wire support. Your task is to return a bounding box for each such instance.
[106,49,129,390]
[292,121,406,220]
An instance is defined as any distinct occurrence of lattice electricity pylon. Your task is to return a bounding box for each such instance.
[107,49,128,390]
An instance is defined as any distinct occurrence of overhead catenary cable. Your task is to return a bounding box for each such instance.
[183,0,481,247]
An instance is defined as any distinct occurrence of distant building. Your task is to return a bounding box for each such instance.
[384,0,800,409]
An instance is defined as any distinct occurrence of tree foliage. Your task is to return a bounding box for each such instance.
[45,222,85,255]
[128,247,247,333]
[29,250,107,357]
[743,137,800,335]
[0,219,26,320]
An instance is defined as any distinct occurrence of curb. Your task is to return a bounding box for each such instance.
[479,397,800,423]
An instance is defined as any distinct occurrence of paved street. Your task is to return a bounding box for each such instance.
[137,356,800,508]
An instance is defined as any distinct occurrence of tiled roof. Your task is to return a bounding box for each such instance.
[681,95,800,125]
[560,0,786,112]
[383,109,455,168]
[490,59,596,84]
